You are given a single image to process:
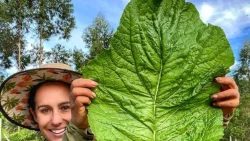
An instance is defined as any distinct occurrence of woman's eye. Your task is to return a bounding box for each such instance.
[40,108,50,114]
[61,105,70,111]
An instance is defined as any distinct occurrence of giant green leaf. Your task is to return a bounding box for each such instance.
[83,0,234,140]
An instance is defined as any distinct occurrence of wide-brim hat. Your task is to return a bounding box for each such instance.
[0,63,82,130]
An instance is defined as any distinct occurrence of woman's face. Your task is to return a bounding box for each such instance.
[30,82,71,141]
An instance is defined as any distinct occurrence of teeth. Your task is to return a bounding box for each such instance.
[51,128,66,134]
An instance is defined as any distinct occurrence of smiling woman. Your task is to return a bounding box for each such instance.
[29,81,71,141]
[0,63,84,141]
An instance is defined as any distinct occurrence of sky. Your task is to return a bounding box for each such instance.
[6,0,250,74]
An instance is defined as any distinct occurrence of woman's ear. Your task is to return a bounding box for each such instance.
[29,108,38,122]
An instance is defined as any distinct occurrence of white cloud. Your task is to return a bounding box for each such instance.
[223,10,237,21]
[190,0,250,39]
[200,3,214,23]
[244,7,250,14]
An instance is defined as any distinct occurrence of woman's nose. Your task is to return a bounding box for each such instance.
[51,110,63,126]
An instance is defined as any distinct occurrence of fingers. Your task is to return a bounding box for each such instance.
[71,87,96,99]
[215,76,238,90]
[74,96,92,108]
[212,99,239,108]
[211,89,240,108]
[211,89,239,101]
[212,77,240,116]
[70,78,98,130]
[71,78,98,89]
[70,78,98,106]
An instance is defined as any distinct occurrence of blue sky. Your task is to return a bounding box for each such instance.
[188,0,250,69]
[6,0,250,74]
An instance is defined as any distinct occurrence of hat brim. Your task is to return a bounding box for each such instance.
[0,67,81,130]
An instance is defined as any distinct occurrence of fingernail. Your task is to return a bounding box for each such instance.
[210,102,216,107]
[92,92,96,98]
[211,94,218,100]
[91,81,98,86]
[215,77,221,82]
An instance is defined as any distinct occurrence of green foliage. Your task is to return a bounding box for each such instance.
[22,44,43,68]
[0,0,32,70]
[30,0,75,66]
[0,76,3,84]
[83,0,234,140]
[221,95,250,141]
[0,2,12,22]
[1,0,32,30]
[234,40,250,95]
[31,0,75,40]
[222,39,250,140]
[45,44,72,64]
[7,129,43,141]
[0,22,18,69]
[72,47,86,71]
[24,43,87,71]
[44,44,87,70]
[1,113,43,141]
[82,13,113,63]
[0,0,75,69]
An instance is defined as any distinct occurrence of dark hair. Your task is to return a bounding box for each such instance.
[28,80,71,110]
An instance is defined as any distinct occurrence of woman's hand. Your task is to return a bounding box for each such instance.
[211,77,240,116]
[70,78,98,131]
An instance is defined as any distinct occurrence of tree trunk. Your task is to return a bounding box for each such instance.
[17,0,22,132]
[17,0,22,71]
[17,32,21,128]
[39,27,43,67]
[18,33,21,71]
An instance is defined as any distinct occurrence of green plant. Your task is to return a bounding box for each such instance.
[83,0,234,140]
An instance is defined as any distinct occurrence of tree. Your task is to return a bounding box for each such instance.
[222,39,250,140]
[24,44,44,68]
[0,3,18,70]
[0,2,11,22]
[82,13,114,64]
[45,44,72,65]
[0,23,28,71]
[1,0,75,69]
[234,40,250,95]
[0,0,32,71]
[25,44,86,71]
[0,76,3,84]
[0,22,18,69]
[72,47,86,71]
[31,0,75,66]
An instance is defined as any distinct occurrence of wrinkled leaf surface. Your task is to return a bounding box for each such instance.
[83,0,234,140]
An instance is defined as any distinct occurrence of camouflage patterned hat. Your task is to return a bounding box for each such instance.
[0,63,82,130]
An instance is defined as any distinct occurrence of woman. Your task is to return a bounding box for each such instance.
[0,63,88,141]
[28,80,72,141]
[0,63,239,141]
